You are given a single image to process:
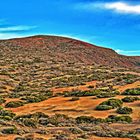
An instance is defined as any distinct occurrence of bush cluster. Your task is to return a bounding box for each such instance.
[1,127,17,134]
[21,91,53,103]
[106,115,132,123]
[96,98,123,110]
[76,115,132,124]
[116,107,133,114]
[96,105,113,110]
[123,88,140,95]
[64,90,95,97]
[122,96,140,102]
[96,90,120,98]
[0,108,15,120]
[5,101,25,108]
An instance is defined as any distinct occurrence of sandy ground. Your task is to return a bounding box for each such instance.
[3,79,140,140]
[6,80,140,120]
[52,80,98,93]
[114,81,140,92]
[90,136,132,140]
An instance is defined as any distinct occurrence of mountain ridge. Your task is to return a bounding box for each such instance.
[0,35,139,68]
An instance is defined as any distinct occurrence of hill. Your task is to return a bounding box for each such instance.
[0,35,140,140]
[0,35,139,68]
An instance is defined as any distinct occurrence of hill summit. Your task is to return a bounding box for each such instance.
[0,35,139,68]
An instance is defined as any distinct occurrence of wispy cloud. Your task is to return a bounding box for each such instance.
[115,49,140,56]
[0,22,38,39]
[104,2,140,14]
[0,33,25,39]
[0,25,37,32]
[75,1,140,15]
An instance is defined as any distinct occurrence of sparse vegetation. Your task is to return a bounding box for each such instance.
[1,127,17,134]
[123,88,140,95]
[116,107,133,114]
[96,105,113,110]
[64,90,95,97]
[96,98,123,110]
[5,101,25,108]
[0,36,139,140]
[122,96,140,102]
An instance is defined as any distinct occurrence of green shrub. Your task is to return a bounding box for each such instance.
[122,96,140,102]
[107,115,132,123]
[0,97,6,104]
[96,90,120,98]
[76,116,95,124]
[0,106,3,110]
[69,127,83,134]
[0,109,15,119]
[21,92,52,103]
[116,107,133,114]
[96,105,113,110]
[15,112,48,119]
[64,90,95,97]
[96,93,115,98]
[1,127,17,134]
[22,96,42,103]
[49,114,70,126]
[13,84,26,92]
[23,118,37,127]
[98,98,123,109]
[0,115,13,121]
[5,101,25,108]
[123,88,140,95]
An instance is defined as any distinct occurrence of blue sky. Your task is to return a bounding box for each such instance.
[0,0,140,56]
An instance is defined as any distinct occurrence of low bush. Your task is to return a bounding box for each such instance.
[0,109,15,120]
[21,91,52,103]
[64,90,95,97]
[5,101,25,108]
[123,88,140,95]
[23,118,37,127]
[96,93,115,98]
[76,116,95,124]
[116,107,133,114]
[96,90,120,98]
[1,127,17,134]
[122,96,140,102]
[106,115,132,123]
[97,98,123,110]
[0,97,6,104]
[21,96,43,103]
[49,114,71,126]
[69,127,83,134]
[96,105,113,110]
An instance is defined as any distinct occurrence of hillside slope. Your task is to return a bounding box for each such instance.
[0,35,139,68]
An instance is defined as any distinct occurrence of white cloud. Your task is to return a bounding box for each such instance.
[104,2,140,14]
[76,2,140,15]
[0,25,37,32]
[0,33,34,39]
[0,24,37,39]
[115,49,140,56]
